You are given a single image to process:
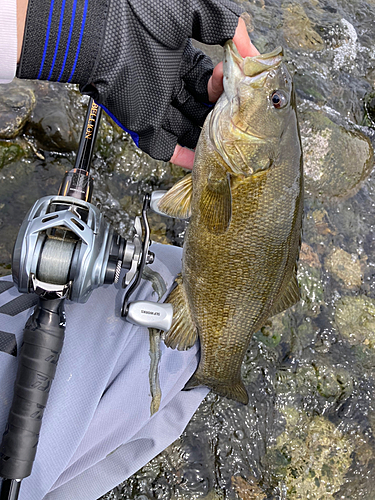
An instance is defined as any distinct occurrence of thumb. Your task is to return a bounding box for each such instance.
[233,17,260,57]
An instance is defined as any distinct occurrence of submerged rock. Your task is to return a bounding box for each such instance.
[299,108,374,200]
[335,295,375,348]
[325,247,364,289]
[231,476,266,500]
[264,408,353,499]
[363,90,375,127]
[0,139,29,169]
[24,82,85,152]
[0,80,36,139]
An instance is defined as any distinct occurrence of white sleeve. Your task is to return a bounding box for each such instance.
[0,0,18,84]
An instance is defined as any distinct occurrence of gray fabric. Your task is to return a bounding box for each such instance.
[0,243,208,500]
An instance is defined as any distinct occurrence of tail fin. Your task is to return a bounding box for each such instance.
[184,374,249,405]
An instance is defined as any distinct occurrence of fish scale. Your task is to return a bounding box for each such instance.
[160,41,303,404]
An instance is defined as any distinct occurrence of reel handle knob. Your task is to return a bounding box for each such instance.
[125,301,173,331]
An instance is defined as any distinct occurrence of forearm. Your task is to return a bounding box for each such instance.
[17,0,28,63]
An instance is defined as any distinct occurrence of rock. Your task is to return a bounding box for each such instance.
[325,247,364,288]
[282,2,325,51]
[0,80,36,139]
[335,295,375,347]
[311,209,336,237]
[299,242,321,268]
[231,475,266,500]
[315,363,353,400]
[25,81,85,152]
[363,90,375,127]
[299,108,374,200]
[0,139,29,169]
[264,409,353,499]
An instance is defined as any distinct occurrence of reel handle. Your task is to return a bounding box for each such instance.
[0,298,65,482]
[125,301,173,331]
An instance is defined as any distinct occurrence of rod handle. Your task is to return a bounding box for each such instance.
[0,298,65,480]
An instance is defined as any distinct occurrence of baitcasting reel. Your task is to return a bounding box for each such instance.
[11,191,172,331]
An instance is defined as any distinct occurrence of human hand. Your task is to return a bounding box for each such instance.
[17,0,257,168]
[170,17,259,169]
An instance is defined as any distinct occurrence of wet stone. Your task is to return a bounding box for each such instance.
[299,242,321,268]
[325,247,364,289]
[282,2,325,51]
[0,80,36,139]
[363,90,375,127]
[24,81,85,153]
[264,409,353,499]
[299,108,374,200]
[231,476,266,500]
[0,139,29,169]
[335,295,375,348]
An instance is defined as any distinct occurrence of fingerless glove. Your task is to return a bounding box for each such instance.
[18,0,242,160]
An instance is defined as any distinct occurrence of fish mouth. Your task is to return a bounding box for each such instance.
[224,40,284,81]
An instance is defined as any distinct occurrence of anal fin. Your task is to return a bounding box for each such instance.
[164,275,197,350]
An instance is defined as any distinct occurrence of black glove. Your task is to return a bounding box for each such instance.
[18,0,242,161]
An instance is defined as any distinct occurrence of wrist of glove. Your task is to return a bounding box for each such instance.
[18,0,242,161]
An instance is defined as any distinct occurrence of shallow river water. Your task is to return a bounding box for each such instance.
[1,0,375,499]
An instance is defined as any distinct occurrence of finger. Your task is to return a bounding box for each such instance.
[163,106,201,150]
[207,62,223,103]
[172,82,211,126]
[170,145,195,170]
[137,106,200,162]
[180,40,214,103]
[138,126,177,162]
[233,17,260,57]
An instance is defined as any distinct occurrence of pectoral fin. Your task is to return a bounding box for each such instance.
[269,269,300,317]
[157,174,193,219]
[200,172,232,234]
[164,275,198,350]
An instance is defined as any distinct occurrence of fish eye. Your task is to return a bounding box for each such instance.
[271,90,288,109]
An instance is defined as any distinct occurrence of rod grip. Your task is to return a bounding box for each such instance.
[0,298,65,480]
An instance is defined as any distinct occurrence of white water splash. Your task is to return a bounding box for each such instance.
[332,18,358,71]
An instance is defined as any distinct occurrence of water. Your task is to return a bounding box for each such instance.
[1,0,375,498]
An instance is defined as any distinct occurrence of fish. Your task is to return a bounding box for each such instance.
[158,40,303,405]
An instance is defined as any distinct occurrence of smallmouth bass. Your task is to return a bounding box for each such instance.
[159,41,303,405]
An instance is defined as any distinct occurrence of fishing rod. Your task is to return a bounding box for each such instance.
[0,98,173,500]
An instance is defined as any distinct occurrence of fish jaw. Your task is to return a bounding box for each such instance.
[223,41,284,100]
